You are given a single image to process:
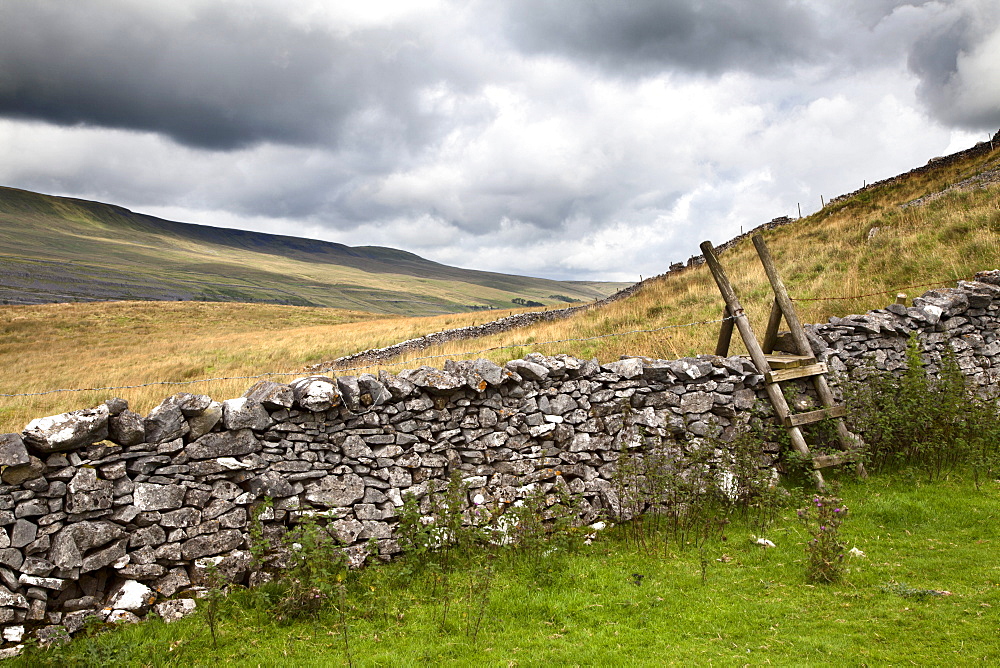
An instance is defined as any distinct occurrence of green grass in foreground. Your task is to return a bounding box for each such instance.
[16,472,1000,667]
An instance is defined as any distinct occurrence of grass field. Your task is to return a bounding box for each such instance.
[2,139,998,434]
[14,471,1000,666]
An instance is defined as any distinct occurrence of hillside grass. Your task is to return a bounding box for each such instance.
[0,186,623,314]
[1,142,998,433]
[0,301,548,433]
[15,471,1000,666]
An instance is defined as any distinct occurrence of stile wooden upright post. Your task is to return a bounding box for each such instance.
[716,306,735,357]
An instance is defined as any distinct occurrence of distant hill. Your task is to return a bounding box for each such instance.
[0,187,627,315]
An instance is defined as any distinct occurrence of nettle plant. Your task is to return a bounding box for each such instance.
[845,333,1000,485]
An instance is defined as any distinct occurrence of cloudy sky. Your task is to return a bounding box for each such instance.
[1,1,998,282]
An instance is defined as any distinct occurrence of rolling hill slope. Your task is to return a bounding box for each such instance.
[0,187,626,315]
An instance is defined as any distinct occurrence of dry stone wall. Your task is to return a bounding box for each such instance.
[2,272,1000,651]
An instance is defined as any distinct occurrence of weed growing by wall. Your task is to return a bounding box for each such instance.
[846,334,1000,484]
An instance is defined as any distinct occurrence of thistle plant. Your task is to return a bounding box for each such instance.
[798,494,849,583]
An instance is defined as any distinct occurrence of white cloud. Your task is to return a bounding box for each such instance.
[1,1,997,283]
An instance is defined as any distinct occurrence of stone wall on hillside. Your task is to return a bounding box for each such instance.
[1,272,1000,651]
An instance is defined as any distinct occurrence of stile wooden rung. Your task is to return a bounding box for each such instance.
[765,362,828,384]
[812,451,858,469]
[783,404,848,428]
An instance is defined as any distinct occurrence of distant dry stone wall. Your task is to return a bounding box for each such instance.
[828,129,1000,207]
[1,273,1000,653]
[320,215,798,372]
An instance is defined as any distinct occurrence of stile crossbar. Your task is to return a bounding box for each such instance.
[700,235,866,490]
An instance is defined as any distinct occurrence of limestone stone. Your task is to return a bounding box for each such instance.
[290,376,341,411]
[152,567,190,597]
[65,468,113,514]
[603,358,645,379]
[244,380,294,410]
[680,391,715,414]
[357,374,392,406]
[10,519,37,549]
[81,538,127,573]
[399,366,462,393]
[506,359,549,381]
[132,483,186,512]
[377,371,415,398]
[246,470,296,498]
[185,429,261,460]
[154,598,197,623]
[337,376,362,411]
[108,409,145,446]
[22,405,109,453]
[107,580,155,612]
[304,473,365,507]
[187,401,223,440]
[222,398,272,431]
[144,401,188,444]
[1,456,45,485]
[0,434,29,467]
[181,529,244,560]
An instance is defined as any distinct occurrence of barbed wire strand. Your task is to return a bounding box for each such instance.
[789,279,962,302]
[0,315,736,399]
[3,273,974,400]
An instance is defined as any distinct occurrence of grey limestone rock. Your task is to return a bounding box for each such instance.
[222,398,272,431]
[243,380,294,410]
[132,483,186,512]
[399,366,462,393]
[290,376,341,411]
[337,376,362,411]
[246,470,297,498]
[108,409,145,446]
[154,598,197,623]
[680,391,715,414]
[304,473,366,508]
[0,434,29,467]
[357,374,392,406]
[185,429,261,460]
[104,397,129,416]
[107,580,155,613]
[22,405,109,453]
[80,538,127,573]
[603,358,644,379]
[170,393,213,417]
[378,371,415,399]
[144,400,188,444]
[1,456,45,485]
[65,468,113,514]
[180,529,244,560]
[10,519,37,549]
[187,401,223,440]
[506,359,549,381]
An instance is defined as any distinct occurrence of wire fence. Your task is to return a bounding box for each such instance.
[789,278,963,302]
[0,315,735,399]
[1,273,970,401]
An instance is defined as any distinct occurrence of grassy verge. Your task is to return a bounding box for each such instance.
[17,471,1000,666]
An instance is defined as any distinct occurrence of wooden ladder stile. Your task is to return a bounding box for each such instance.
[700,236,867,490]
[699,240,827,491]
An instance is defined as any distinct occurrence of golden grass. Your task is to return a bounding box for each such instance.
[2,143,998,434]
[0,301,545,432]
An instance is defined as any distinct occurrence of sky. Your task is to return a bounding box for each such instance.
[1,1,999,283]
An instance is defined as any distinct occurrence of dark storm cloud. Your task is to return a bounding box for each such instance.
[907,4,1000,130]
[501,0,824,76]
[0,1,457,150]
